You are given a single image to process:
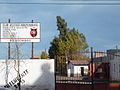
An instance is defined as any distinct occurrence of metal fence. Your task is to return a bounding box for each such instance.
[55,48,120,90]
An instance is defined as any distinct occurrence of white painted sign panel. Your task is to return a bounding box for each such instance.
[0,59,55,90]
[0,23,40,42]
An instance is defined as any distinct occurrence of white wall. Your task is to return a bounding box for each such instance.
[74,65,88,76]
[67,63,89,77]
[0,59,55,90]
[110,56,120,81]
[67,63,74,77]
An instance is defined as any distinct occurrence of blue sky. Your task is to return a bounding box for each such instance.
[0,0,120,59]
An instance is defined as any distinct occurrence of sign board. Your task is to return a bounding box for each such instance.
[0,23,40,42]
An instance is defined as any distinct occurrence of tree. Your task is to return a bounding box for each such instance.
[65,28,88,54]
[40,51,49,59]
[49,16,88,59]
[56,16,68,39]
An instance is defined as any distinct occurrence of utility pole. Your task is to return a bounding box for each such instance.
[31,20,34,59]
[16,43,21,90]
[32,42,34,59]
[6,19,11,85]
[91,47,94,90]
[8,19,11,59]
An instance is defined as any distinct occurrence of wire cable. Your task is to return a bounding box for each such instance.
[0,2,119,5]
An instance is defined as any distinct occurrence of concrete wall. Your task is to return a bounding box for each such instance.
[74,65,88,76]
[67,63,74,77]
[109,52,120,80]
[67,63,88,77]
[0,59,55,90]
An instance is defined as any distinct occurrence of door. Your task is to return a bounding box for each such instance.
[81,67,84,76]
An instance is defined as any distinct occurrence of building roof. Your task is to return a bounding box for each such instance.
[32,56,40,59]
[69,60,89,65]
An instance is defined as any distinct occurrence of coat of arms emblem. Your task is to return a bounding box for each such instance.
[30,28,37,37]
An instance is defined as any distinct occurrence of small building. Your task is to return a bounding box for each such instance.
[90,51,110,80]
[31,56,40,59]
[108,49,120,81]
[67,60,89,77]
[91,49,120,81]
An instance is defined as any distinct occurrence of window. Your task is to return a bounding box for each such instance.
[114,64,115,73]
[97,68,102,73]
[119,64,120,73]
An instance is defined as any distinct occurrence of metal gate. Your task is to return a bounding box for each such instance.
[55,48,120,90]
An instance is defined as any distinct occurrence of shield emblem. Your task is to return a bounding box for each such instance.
[30,28,37,37]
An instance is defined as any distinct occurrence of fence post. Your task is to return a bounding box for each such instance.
[91,47,94,90]
[119,84,120,90]
[54,56,57,90]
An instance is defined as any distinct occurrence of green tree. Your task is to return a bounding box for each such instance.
[40,51,49,59]
[66,28,88,54]
[49,16,88,59]
[56,16,68,39]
